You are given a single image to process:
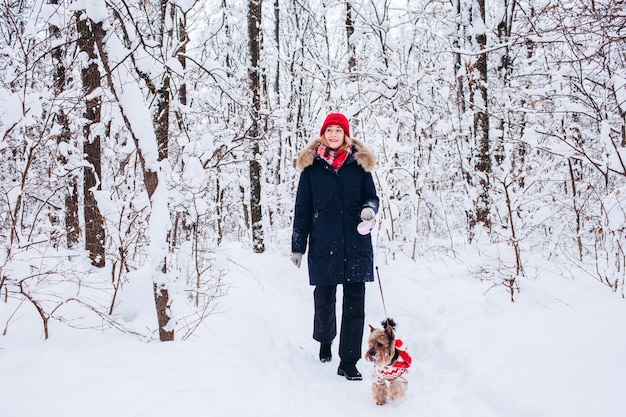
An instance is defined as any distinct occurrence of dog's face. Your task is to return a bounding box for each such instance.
[365,321,396,365]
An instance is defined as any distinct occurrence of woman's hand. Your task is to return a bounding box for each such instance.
[360,207,375,221]
[290,253,303,268]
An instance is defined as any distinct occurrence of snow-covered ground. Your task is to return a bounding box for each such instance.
[1,245,625,417]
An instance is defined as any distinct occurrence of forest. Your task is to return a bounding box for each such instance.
[1,0,625,341]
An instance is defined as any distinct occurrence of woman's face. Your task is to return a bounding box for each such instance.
[323,125,346,150]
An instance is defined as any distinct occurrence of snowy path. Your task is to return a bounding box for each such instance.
[1,247,625,416]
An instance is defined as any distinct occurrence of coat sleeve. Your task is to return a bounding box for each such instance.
[360,171,380,214]
[292,170,312,254]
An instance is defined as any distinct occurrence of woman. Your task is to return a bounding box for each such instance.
[291,112,379,381]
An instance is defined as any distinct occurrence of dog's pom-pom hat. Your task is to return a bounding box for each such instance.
[381,317,397,330]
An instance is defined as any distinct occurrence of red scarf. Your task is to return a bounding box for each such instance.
[316,144,352,171]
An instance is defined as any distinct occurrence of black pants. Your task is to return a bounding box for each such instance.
[313,283,365,363]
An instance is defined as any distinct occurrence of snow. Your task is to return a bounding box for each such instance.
[69,0,108,24]
[103,33,160,170]
[2,245,625,417]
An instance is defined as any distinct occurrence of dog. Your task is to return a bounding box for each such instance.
[365,318,412,405]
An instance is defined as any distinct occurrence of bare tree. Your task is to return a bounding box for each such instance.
[49,0,80,248]
[247,0,265,254]
[346,1,356,74]
[76,13,106,267]
[455,0,491,239]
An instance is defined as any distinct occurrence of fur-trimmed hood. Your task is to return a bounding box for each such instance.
[296,138,376,172]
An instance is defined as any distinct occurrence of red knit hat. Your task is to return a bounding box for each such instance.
[320,113,350,138]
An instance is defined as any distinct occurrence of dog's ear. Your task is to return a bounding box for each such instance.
[369,324,376,333]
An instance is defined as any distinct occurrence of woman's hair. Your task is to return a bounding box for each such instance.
[319,134,353,150]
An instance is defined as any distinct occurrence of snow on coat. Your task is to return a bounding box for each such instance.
[292,138,379,286]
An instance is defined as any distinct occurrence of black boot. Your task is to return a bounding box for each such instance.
[337,361,362,380]
[319,343,332,363]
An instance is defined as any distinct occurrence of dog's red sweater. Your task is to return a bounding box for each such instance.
[373,339,412,383]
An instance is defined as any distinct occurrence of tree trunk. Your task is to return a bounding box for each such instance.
[50,1,80,248]
[454,0,465,115]
[65,177,80,247]
[148,0,175,342]
[273,0,284,185]
[494,0,517,167]
[152,69,174,341]
[76,15,106,267]
[346,2,356,74]
[273,0,281,100]
[466,0,491,237]
[247,0,265,253]
[177,9,187,107]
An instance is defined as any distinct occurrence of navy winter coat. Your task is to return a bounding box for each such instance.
[292,138,379,286]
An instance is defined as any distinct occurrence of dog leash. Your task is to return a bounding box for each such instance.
[376,266,395,359]
[364,217,389,318]
[375,266,388,318]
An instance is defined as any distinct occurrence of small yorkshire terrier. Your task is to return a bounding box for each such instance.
[365,318,412,405]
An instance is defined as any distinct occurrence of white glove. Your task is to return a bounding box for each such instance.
[290,253,303,268]
[360,207,375,221]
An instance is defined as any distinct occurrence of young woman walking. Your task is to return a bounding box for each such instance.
[291,113,379,380]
